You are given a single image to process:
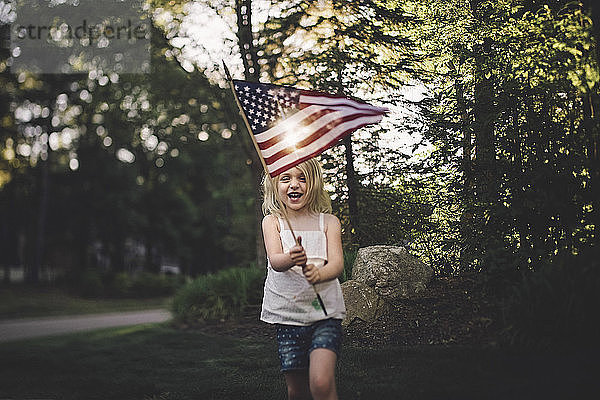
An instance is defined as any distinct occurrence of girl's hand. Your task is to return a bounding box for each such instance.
[303,264,320,284]
[289,236,307,267]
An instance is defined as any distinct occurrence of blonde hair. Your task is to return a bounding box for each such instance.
[262,158,332,217]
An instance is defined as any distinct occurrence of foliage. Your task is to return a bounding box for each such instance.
[340,249,357,283]
[332,172,463,275]
[171,266,265,323]
[129,272,183,298]
[500,247,600,346]
[63,269,183,299]
[3,0,599,311]
[261,0,419,247]
[0,20,256,278]
[411,0,599,274]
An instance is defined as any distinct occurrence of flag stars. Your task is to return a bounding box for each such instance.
[234,82,319,135]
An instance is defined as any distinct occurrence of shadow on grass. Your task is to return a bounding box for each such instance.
[0,324,598,400]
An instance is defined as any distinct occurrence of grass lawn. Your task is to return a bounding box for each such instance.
[0,323,598,400]
[0,285,171,319]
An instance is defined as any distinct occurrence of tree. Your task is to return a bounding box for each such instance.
[0,12,257,280]
[412,0,598,275]
[260,0,417,246]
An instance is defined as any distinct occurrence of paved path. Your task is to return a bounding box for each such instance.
[0,309,171,343]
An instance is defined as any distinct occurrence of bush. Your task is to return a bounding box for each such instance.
[129,272,179,297]
[109,272,132,297]
[340,249,357,283]
[63,269,181,298]
[79,270,104,298]
[171,266,266,323]
[500,247,600,346]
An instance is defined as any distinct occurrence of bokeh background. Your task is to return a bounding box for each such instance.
[1,0,599,344]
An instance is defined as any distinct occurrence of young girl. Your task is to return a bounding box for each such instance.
[261,158,346,400]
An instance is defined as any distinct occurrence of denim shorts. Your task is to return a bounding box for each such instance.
[275,318,343,372]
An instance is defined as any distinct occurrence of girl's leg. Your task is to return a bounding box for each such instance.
[308,348,338,400]
[284,370,311,400]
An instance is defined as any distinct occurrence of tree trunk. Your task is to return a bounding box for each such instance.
[342,135,361,246]
[582,92,600,247]
[333,58,361,247]
[457,82,473,192]
[236,0,260,82]
[582,1,600,68]
[1,203,10,284]
[472,42,496,206]
[581,1,600,247]
[235,0,266,267]
[30,158,49,284]
[249,159,266,267]
[456,79,474,269]
[513,101,532,264]
[470,0,499,271]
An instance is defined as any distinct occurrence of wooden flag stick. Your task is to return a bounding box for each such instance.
[222,61,328,316]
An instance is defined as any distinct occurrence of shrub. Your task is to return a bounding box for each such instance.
[340,249,357,283]
[63,269,181,298]
[130,272,179,297]
[500,247,600,346]
[79,270,104,298]
[109,272,132,297]
[171,266,265,323]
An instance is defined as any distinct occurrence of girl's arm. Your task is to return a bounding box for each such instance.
[303,214,344,284]
[262,215,307,272]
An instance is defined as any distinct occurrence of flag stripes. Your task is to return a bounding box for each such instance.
[267,115,385,177]
[232,80,387,177]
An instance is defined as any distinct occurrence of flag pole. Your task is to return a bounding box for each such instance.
[222,63,270,175]
[222,61,328,316]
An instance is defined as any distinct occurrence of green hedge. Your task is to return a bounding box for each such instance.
[63,270,183,298]
[171,267,265,323]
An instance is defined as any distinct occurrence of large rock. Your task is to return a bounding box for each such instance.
[341,280,389,327]
[352,245,432,300]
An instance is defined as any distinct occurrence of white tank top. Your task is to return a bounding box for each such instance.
[260,213,346,326]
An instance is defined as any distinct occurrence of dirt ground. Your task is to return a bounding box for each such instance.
[183,274,505,347]
[344,274,503,347]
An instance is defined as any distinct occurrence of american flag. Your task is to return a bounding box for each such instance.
[232,80,388,177]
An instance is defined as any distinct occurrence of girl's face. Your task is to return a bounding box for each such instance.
[277,167,308,212]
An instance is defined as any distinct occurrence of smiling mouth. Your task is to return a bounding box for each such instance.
[288,192,303,200]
